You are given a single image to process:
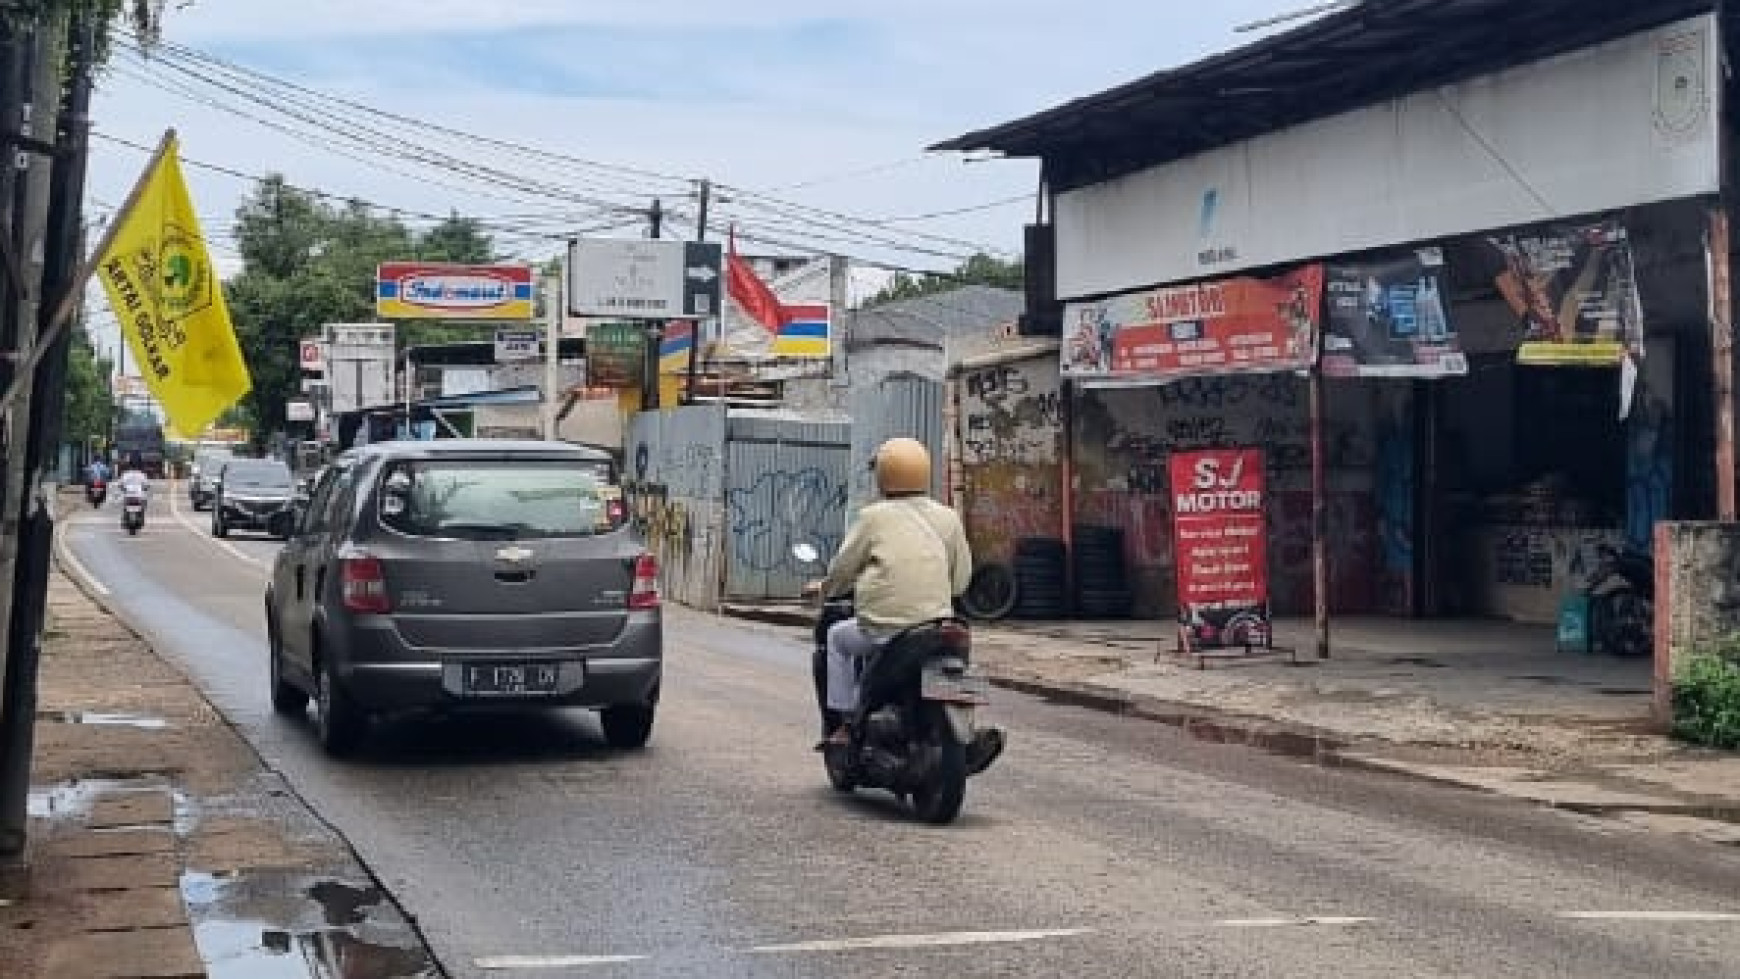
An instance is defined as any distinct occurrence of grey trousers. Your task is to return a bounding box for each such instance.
[825,617,883,712]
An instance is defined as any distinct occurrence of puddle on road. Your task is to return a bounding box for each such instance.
[57,711,171,729]
[182,870,438,979]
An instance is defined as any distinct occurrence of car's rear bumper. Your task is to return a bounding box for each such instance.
[340,657,661,712]
[333,614,663,712]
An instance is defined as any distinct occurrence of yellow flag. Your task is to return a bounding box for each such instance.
[95,135,251,438]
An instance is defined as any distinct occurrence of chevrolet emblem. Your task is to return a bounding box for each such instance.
[496,546,535,564]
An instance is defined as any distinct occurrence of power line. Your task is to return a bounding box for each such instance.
[134,39,1012,258]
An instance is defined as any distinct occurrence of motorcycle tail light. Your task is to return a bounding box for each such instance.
[940,621,971,652]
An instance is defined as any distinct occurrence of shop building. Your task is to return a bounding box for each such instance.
[935,0,1736,633]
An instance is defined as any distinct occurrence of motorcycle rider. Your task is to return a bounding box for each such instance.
[814,438,1006,772]
[117,463,149,515]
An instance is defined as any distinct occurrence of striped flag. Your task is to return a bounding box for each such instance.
[773,304,831,359]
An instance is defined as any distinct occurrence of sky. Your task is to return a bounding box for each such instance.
[81,0,1313,368]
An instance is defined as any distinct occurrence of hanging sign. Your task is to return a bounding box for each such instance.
[1486,220,1645,366]
[1323,248,1467,377]
[1062,264,1324,385]
[585,321,645,389]
[1168,448,1271,650]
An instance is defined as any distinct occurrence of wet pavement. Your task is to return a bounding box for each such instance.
[50,487,1740,977]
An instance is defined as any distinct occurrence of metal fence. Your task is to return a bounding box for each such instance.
[848,374,945,514]
[722,414,850,600]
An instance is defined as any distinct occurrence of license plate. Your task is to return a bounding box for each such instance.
[462,663,560,696]
[921,668,988,704]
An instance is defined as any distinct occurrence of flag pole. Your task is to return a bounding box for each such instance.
[0,128,176,418]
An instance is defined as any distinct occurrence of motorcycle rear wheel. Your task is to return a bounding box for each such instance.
[823,745,856,793]
[910,706,968,825]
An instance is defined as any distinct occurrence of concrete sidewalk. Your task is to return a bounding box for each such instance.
[721,601,1740,845]
[1,563,438,977]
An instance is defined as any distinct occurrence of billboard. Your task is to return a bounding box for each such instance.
[1322,248,1466,378]
[1061,265,1323,384]
[376,262,535,320]
[568,238,723,320]
[1486,219,1644,366]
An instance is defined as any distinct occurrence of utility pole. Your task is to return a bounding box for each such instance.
[642,199,664,412]
[685,179,711,405]
[0,5,89,860]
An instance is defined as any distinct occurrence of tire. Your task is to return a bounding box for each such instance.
[211,513,228,538]
[126,523,139,537]
[315,655,366,757]
[267,612,308,716]
[600,703,656,749]
[961,564,1017,621]
[1014,538,1065,559]
[910,706,968,825]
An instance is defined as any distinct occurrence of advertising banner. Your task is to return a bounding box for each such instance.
[1323,248,1467,377]
[586,322,645,389]
[376,262,535,320]
[1168,448,1270,650]
[1486,220,1644,366]
[1062,265,1323,384]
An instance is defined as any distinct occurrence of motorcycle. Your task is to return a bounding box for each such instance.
[86,477,106,508]
[795,543,1006,825]
[1582,543,1653,658]
[120,491,147,536]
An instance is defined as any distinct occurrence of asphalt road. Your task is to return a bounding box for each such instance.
[57,483,1740,978]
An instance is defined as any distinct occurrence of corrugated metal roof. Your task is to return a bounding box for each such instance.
[932,0,1719,192]
[847,285,1023,349]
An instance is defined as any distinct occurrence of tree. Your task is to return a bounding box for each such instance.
[60,326,112,448]
[224,178,499,439]
[865,252,1023,307]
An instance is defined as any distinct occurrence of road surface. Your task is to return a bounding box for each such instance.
[57,483,1740,978]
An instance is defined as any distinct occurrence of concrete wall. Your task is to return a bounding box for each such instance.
[1655,522,1740,724]
[956,353,1064,565]
[625,406,728,609]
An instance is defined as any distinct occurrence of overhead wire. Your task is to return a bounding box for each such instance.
[132,39,1013,259]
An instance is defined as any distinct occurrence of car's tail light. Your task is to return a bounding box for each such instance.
[628,553,660,610]
[341,556,390,614]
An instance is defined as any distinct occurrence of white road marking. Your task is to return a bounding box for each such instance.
[474,954,649,969]
[53,513,110,597]
[744,928,1094,954]
[166,480,268,570]
[1559,911,1740,922]
[1214,917,1376,928]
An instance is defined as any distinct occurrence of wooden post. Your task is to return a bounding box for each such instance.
[1310,366,1331,659]
[1710,205,1735,521]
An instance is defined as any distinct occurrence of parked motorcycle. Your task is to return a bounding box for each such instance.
[1582,543,1653,658]
[86,478,106,508]
[795,543,1006,825]
[120,491,146,536]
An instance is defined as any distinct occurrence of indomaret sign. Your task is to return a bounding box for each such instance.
[1168,448,1271,651]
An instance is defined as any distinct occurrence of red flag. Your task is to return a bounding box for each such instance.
[726,226,783,335]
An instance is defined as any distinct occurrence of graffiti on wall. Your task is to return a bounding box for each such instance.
[1072,375,1381,616]
[958,359,1063,466]
[1625,391,1673,554]
[963,463,1061,564]
[725,466,848,573]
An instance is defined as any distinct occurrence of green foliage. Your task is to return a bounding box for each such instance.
[1672,638,1740,749]
[61,326,112,445]
[225,178,498,437]
[865,252,1023,307]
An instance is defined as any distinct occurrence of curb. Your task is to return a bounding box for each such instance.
[719,604,812,629]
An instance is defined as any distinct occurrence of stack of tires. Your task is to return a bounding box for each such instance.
[1073,524,1132,619]
[1013,537,1068,620]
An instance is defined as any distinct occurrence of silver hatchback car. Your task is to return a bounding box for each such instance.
[265,440,660,756]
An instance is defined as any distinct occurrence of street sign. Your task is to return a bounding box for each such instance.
[494,328,540,363]
[568,238,722,320]
[299,338,327,373]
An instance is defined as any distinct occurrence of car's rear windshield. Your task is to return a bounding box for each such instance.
[376,458,622,540]
[224,461,292,488]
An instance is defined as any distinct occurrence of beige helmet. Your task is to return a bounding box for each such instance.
[873,438,931,496]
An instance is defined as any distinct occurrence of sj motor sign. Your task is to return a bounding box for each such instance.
[1168,448,1270,651]
[376,262,535,321]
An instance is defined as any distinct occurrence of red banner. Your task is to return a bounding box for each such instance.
[1168,448,1271,649]
[1062,265,1324,382]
